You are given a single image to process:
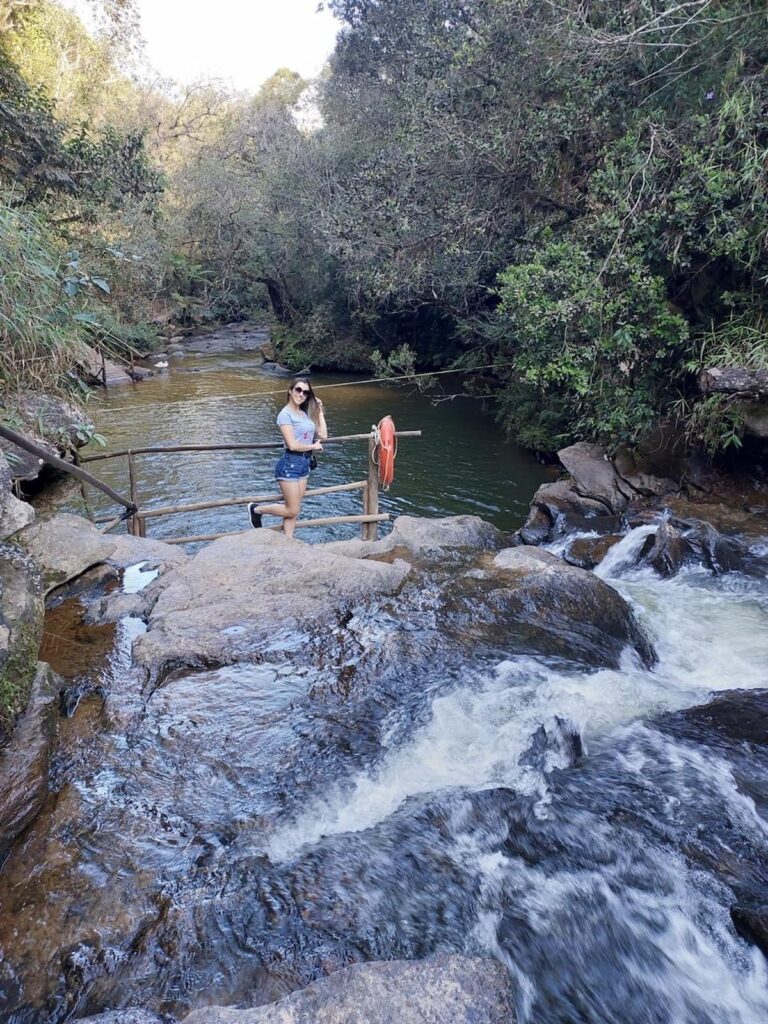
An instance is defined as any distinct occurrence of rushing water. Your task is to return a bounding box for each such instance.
[78,352,551,541]
[2,353,768,1023]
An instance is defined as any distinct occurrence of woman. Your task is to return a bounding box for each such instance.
[248,378,327,538]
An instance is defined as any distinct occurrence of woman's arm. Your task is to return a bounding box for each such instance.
[280,424,322,452]
[315,398,328,440]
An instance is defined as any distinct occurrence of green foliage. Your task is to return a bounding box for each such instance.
[0,201,88,404]
[474,239,689,450]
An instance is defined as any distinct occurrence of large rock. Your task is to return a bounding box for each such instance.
[468,546,656,667]
[612,444,679,499]
[16,513,117,593]
[0,663,58,857]
[516,480,620,545]
[133,530,410,683]
[327,514,504,562]
[557,442,632,513]
[185,327,271,354]
[0,543,44,744]
[0,451,35,539]
[106,534,190,571]
[16,393,94,449]
[181,955,516,1024]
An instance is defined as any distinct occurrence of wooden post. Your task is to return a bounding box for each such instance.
[127,453,141,536]
[71,449,93,521]
[364,429,379,542]
[361,484,369,540]
[100,347,107,386]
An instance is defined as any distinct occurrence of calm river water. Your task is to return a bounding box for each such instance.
[81,353,551,541]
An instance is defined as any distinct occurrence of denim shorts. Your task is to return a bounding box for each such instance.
[275,451,311,482]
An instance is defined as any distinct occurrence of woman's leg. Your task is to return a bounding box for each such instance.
[256,479,303,537]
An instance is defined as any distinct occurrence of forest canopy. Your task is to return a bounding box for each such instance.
[1,0,766,453]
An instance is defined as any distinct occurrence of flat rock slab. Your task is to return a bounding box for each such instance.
[16,513,117,593]
[182,955,516,1024]
[106,534,190,570]
[184,329,270,354]
[326,514,504,562]
[134,531,410,682]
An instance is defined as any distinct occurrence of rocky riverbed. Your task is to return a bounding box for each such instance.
[1,435,768,1022]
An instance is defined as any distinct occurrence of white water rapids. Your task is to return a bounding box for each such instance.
[265,526,768,1023]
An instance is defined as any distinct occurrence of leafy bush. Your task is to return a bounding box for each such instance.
[475,240,689,451]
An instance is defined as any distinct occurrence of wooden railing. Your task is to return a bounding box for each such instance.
[80,428,421,543]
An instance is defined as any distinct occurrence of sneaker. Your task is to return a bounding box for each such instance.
[248,503,263,529]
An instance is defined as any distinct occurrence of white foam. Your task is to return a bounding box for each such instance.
[122,561,160,594]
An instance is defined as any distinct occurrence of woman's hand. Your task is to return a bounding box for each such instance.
[316,398,325,413]
[313,441,323,451]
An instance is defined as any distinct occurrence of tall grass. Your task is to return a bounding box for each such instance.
[0,201,86,409]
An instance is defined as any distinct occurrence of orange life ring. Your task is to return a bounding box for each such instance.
[377,415,397,489]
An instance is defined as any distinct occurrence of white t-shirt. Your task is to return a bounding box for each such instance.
[277,406,315,448]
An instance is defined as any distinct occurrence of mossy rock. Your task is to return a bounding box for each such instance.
[0,543,44,745]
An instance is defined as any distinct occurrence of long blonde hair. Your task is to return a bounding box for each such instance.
[287,378,321,431]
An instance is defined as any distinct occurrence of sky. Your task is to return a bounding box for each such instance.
[66,0,343,93]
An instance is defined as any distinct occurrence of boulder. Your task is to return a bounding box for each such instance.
[181,955,516,1024]
[106,534,190,571]
[0,663,58,857]
[185,329,271,355]
[327,514,504,563]
[638,521,692,576]
[563,534,622,571]
[730,904,768,958]
[388,514,503,555]
[16,393,94,450]
[469,546,656,667]
[699,366,768,397]
[557,442,631,513]
[0,543,44,744]
[133,530,410,683]
[0,451,35,539]
[16,513,117,593]
[0,432,55,482]
[516,480,620,545]
[612,444,679,498]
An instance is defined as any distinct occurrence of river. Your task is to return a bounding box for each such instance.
[77,353,551,541]
[1,353,767,1023]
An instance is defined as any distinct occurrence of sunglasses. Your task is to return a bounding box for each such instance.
[293,386,310,395]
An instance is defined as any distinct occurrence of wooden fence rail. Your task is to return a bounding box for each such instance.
[81,428,421,544]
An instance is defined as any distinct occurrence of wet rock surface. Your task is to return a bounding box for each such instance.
[0,511,767,1023]
[0,542,44,742]
[0,662,58,858]
[133,530,411,683]
[471,546,656,668]
[16,513,117,593]
[181,955,516,1024]
[77,1012,162,1024]
[326,514,505,562]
